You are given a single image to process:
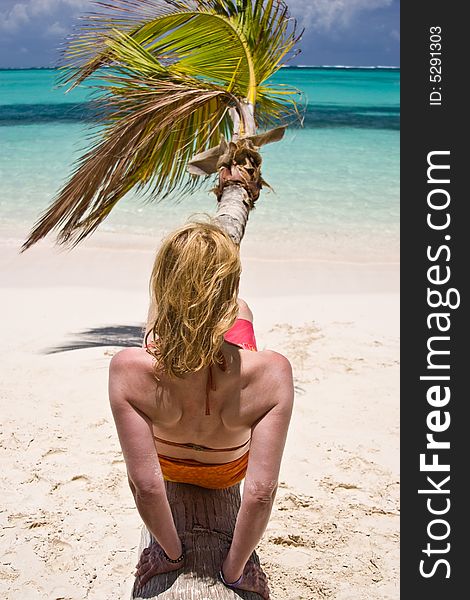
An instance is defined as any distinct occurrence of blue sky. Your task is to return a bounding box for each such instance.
[0,0,399,68]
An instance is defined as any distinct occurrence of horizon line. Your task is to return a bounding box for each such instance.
[0,64,400,71]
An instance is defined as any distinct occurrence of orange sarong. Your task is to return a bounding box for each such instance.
[159,451,249,490]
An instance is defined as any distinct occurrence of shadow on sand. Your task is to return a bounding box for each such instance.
[43,324,145,354]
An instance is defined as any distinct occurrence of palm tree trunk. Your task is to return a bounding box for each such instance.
[214,185,252,245]
[213,104,261,245]
[132,481,262,600]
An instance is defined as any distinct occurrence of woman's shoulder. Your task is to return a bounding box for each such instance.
[109,346,154,375]
[239,349,293,418]
[109,348,159,410]
[252,348,292,372]
[246,349,293,396]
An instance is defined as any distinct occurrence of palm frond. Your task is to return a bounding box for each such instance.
[24,0,302,248]
[23,71,233,249]
[61,0,300,99]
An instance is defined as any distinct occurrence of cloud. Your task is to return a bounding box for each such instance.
[0,0,398,67]
[0,2,29,31]
[0,0,90,32]
[1,1,394,34]
[45,21,69,37]
[287,0,394,31]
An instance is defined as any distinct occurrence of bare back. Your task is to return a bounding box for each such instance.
[113,341,285,464]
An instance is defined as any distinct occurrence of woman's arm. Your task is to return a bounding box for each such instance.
[222,352,294,582]
[109,350,182,560]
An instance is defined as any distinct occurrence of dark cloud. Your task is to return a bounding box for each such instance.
[0,0,399,68]
[288,0,400,66]
[0,1,90,67]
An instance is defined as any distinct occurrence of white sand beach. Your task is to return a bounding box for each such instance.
[0,229,399,599]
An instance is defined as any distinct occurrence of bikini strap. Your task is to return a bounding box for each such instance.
[205,351,227,416]
[153,435,250,453]
[205,367,213,416]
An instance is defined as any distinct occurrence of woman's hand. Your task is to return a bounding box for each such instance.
[134,541,184,589]
[221,557,270,600]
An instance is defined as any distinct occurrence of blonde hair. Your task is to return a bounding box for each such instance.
[145,221,241,378]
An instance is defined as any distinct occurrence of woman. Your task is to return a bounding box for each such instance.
[109,221,294,598]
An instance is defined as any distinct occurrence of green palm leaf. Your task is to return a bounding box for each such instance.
[23,0,302,250]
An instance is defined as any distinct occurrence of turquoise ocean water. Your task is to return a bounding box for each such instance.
[0,68,399,261]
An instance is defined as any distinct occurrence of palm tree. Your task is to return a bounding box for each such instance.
[22,0,302,250]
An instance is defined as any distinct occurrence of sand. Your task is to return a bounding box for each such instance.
[0,228,399,599]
